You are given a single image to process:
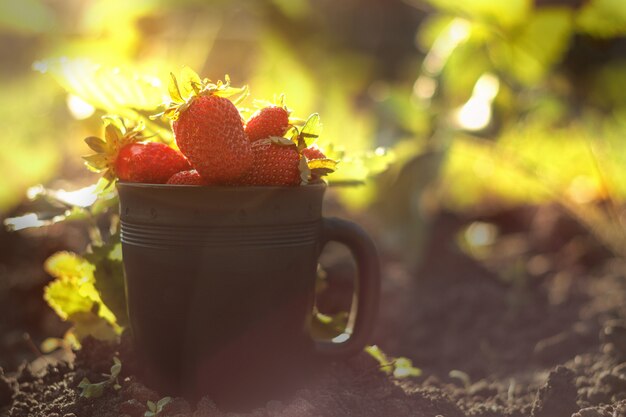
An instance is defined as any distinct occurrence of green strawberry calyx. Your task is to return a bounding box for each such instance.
[83,116,145,183]
[251,93,289,112]
[155,67,249,121]
[289,113,338,183]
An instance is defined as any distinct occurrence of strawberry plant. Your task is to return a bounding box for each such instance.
[144,397,172,417]
[84,116,190,185]
[364,345,421,379]
[78,357,122,398]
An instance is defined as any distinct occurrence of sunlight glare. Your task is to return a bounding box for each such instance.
[4,214,46,231]
[332,332,351,344]
[465,222,498,248]
[567,175,599,204]
[54,185,99,207]
[67,94,96,120]
[413,75,437,99]
[453,73,499,131]
[473,73,499,101]
[454,98,491,130]
[423,18,471,75]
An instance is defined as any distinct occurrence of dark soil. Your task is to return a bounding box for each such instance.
[3,204,626,417]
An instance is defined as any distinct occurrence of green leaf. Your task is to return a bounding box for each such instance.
[101,115,127,134]
[300,113,322,140]
[45,280,95,320]
[34,58,173,143]
[327,147,395,184]
[0,0,58,35]
[178,66,202,99]
[147,401,157,412]
[168,73,183,103]
[365,345,393,374]
[84,136,107,153]
[503,8,573,85]
[156,397,172,410]
[449,370,471,388]
[77,357,122,398]
[90,191,118,216]
[393,358,422,378]
[44,251,120,339]
[308,158,338,175]
[70,311,118,342]
[364,345,420,378]
[423,0,530,29]
[45,251,95,281]
[40,337,65,353]
[34,58,164,112]
[310,311,348,339]
[576,0,626,38]
[110,357,122,380]
[83,154,109,172]
[78,378,107,398]
[104,121,123,144]
[85,237,129,327]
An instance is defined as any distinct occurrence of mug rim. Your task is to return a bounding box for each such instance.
[116,181,327,191]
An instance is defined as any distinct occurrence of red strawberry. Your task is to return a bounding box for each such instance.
[245,106,290,142]
[167,169,206,185]
[300,145,337,183]
[161,73,253,184]
[302,146,326,160]
[116,142,190,183]
[243,140,301,186]
[84,118,189,184]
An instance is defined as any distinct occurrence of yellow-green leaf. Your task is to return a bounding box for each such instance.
[393,358,422,378]
[491,8,573,85]
[83,154,109,172]
[101,115,127,134]
[576,0,626,38]
[308,158,338,173]
[365,345,394,374]
[424,0,531,29]
[301,113,322,139]
[70,311,118,342]
[44,252,95,282]
[44,279,94,320]
[310,311,348,339]
[104,124,123,147]
[34,58,164,112]
[178,66,202,99]
[33,58,173,143]
[168,72,183,103]
[84,136,107,153]
[43,251,119,335]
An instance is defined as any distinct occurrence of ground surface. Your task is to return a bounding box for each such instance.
[2,204,626,417]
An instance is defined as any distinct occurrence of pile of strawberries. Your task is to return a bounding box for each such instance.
[84,68,336,187]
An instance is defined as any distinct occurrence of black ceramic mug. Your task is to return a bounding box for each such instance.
[117,182,380,406]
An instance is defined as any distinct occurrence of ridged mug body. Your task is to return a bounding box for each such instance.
[117,183,326,404]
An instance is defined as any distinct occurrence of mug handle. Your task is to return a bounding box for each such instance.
[314,217,381,357]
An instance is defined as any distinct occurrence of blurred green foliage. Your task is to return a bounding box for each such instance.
[0,0,624,345]
[411,0,626,207]
[1,0,626,256]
